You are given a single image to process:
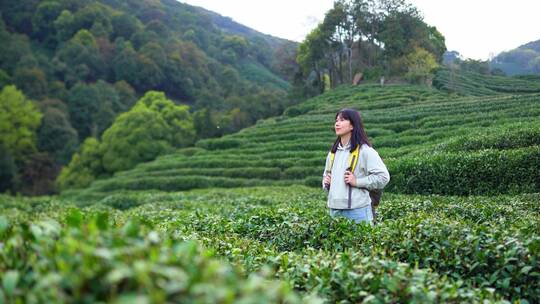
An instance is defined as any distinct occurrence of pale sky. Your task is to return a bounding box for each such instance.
[180,0,540,60]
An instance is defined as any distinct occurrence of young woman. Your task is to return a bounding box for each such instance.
[322,108,390,224]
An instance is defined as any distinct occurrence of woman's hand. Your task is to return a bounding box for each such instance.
[344,170,356,186]
[324,173,331,187]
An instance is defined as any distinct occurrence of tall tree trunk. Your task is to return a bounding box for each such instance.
[338,51,344,85]
[348,46,353,83]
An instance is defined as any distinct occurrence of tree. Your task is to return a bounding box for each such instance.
[114,80,137,110]
[134,54,164,91]
[54,10,76,41]
[56,29,105,84]
[56,137,105,190]
[249,36,272,67]
[19,152,59,195]
[295,0,447,93]
[221,35,249,58]
[67,81,119,140]
[111,13,141,40]
[220,67,241,97]
[404,47,438,84]
[529,56,540,73]
[102,91,195,173]
[0,69,12,89]
[272,41,299,81]
[139,42,167,69]
[133,91,196,148]
[322,0,360,85]
[100,108,172,173]
[0,23,33,74]
[0,143,17,193]
[72,3,113,39]
[0,0,39,35]
[193,107,219,138]
[37,107,79,164]
[32,1,63,45]
[297,24,329,93]
[113,40,139,86]
[59,91,196,189]
[0,85,42,161]
[48,80,68,101]
[13,67,48,99]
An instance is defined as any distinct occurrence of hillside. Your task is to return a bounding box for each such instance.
[491,38,540,75]
[0,0,299,194]
[4,72,540,303]
[64,75,540,201]
[191,3,293,50]
[433,68,540,95]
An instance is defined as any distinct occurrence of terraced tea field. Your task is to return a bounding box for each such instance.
[1,186,539,302]
[2,78,539,303]
[65,83,540,201]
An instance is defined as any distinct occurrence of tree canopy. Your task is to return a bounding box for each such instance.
[0,0,297,194]
[58,91,196,190]
[296,0,446,93]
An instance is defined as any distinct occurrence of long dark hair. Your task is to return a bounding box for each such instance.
[330,108,372,153]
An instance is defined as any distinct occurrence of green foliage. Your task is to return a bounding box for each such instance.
[32,1,63,45]
[132,91,196,148]
[433,68,540,95]
[13,67,48,99]
[67,81,121,140]
[491,39,540,75]
[101,108,172,173]
[111,13,142,40]
[5,186,538,302]
[70,83,540,197]
[388,146,540,195]
[53,10,76,41]
[0,69,11,88]
[196,138,245,150]
[439,124,540,152]
[404,47,438,84]
[59,91,195,190]
[221,35,249,61]
[296,0,446,94]
[0,0,297,195]
[0,143,17,193]
[0,85,42,161]
[57,138,105,190]
[18,152,58,196]
[37,107,79,165]
[0,212,311,303]
[193,108,220,138]
[56,29,105,84]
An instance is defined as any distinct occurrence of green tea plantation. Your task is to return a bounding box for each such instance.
[1,72,539,303]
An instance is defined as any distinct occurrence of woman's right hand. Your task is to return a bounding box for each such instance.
[324,173,331,187]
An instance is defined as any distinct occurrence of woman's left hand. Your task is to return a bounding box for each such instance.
[344,170,356,186]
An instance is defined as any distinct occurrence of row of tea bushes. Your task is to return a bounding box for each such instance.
[388,146,540,195]
[0,213,313,303]
[4,185,538,302]
[433,69,540,95]
[65,84,540,198]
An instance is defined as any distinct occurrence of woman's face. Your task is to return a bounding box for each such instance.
[335,114,353,136]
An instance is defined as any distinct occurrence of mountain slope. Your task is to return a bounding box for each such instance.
[491,38,540,75]
[0,0,299,194]
[63,80,540,201]
[433,68,540,95]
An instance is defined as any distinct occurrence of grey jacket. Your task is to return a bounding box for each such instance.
[322,141,390,209]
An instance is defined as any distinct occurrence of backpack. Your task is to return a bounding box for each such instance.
[326,144,383,219]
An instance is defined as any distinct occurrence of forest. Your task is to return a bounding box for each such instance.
[0,0,447,195]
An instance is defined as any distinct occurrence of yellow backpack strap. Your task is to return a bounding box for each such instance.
[347,144,360,172]
[345,144,360,208]
[326,152,335,174]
